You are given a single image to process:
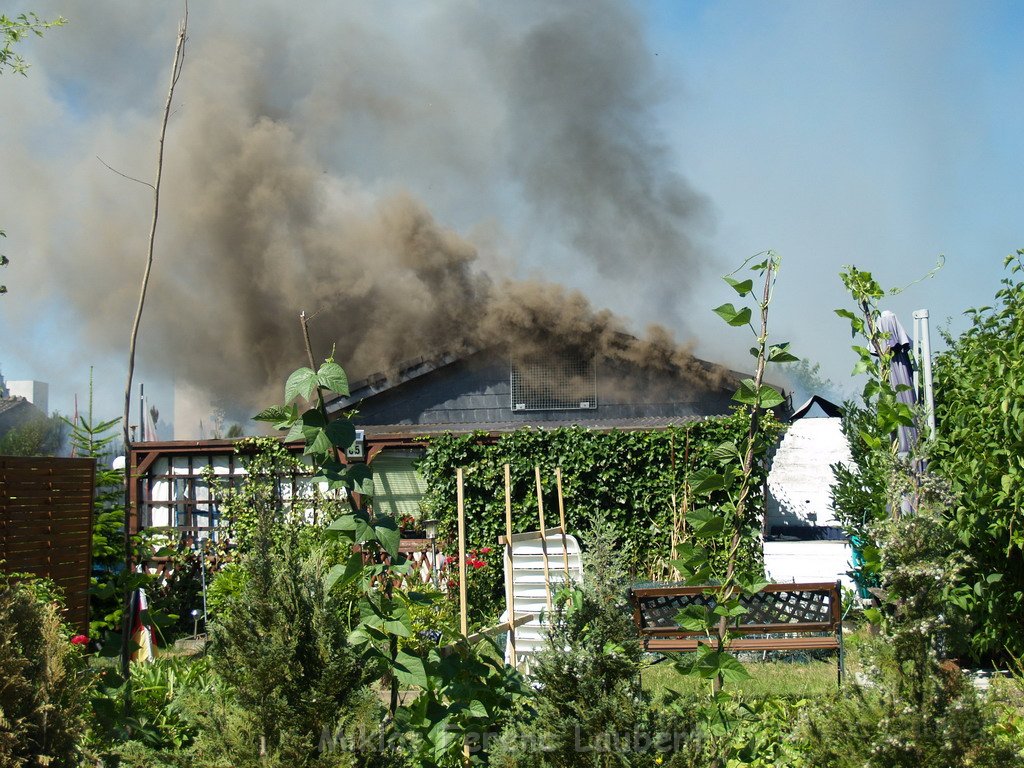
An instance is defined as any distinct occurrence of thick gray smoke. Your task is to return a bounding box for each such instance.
[2,1,715,421]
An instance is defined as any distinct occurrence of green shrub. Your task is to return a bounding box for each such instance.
[931,250,1024,662]
[0,573,91,768]
[204,506,368,765]
[796,508,1016,768]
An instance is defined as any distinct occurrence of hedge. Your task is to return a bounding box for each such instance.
[416,410,785,622]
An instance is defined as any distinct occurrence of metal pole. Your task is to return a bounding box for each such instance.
[913,309,936,437]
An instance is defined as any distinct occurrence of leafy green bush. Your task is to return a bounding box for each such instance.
[931,250,1024,662]
[90,655,223,759]
[0,573,91,767]
[418,412,784,622]
[796,508,1014,768]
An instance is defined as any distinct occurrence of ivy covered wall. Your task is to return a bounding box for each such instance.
[416,410,785,621]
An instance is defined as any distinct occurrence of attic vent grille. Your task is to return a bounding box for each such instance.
[510,354,598,412]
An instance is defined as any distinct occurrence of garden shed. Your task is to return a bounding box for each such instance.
[129,345,786,544]
[763,395,855,589]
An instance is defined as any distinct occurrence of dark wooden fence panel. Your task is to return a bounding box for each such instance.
[0,456,95,633]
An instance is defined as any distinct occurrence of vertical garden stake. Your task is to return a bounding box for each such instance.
[457,467,468,637]
[555,467,571,585]
[504,463,517,669]
[534,466,553,614]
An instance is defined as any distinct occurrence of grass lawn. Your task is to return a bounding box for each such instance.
[643,656,841,701]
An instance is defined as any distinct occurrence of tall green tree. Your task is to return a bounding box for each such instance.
[1,12,65,295]
[0,412,66,455]
[1,12,65,75]
[930,250,1024,662]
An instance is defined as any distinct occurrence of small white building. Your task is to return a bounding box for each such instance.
[5,380,48,415]
[763,396,855,590]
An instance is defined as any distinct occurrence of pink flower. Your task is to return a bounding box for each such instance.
[71,634,89,647]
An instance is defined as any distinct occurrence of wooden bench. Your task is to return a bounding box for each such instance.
[629,581,844,685]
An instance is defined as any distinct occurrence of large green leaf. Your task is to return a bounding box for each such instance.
[359,596,413,637]
[732,378,759,406]
[325,418,356,450]
[304,427,333,457]
[324,552,364,592]
[346,462,374,496]
[676,605,712,632]
[253,404,296,427]
[712,651,751,683]
[317,360,350,396]
[767,343,799,364]
[688,508,725,538]
[374,517,401,559]
[691,470,726,494]
[724,276,753,297]
[758,387,785,409]
[393,651,428,689]
[714,303,752,327]
[285,367,318,404]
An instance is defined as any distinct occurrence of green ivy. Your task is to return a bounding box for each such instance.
[416,411,784,622]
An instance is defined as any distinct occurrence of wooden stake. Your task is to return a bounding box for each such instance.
[555,467,571,585]
[670,433,679,581]
[535,466,553,613]
[504,463,517,669]
[457,467,468,637]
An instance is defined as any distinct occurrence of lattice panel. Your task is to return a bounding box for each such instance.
[510,353,598,412]
[638,588,833,630]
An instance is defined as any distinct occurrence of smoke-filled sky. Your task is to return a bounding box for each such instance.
[1,1,1022,434]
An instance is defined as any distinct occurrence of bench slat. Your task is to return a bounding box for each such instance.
[643,635,840,652]
[641,621,836,637]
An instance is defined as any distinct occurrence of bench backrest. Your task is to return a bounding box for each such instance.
[630,581,841,640]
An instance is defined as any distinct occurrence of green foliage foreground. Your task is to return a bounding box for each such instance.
[931,251,1024,662]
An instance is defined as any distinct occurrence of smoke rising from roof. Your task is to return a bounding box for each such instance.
[2,1,716,424]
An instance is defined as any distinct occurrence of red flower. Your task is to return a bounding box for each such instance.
[71,634,89,647]
[480,547,492,555]
[471,560,486,570]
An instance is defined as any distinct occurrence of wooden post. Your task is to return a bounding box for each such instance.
[669,433,679,581]
[555,467,571,585]
[457,467,468,638]
[535,466,553,613]
[504,463,517,669]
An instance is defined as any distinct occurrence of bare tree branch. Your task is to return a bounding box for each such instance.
[95,155,155,190]
[120,2,188,675]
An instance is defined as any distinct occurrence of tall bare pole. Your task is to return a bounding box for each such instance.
[555,467,571,585]
[120,6,188,674]
[503,463,517,669]
[457,467,468,637]
[534,466,553,613]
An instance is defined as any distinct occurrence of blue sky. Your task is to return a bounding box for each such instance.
[1,1,1021,432]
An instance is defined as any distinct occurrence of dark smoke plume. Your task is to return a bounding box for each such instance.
[4,1,715,427]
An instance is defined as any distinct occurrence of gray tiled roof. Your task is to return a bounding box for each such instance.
[0,396,29,416]
[362,414,710,437]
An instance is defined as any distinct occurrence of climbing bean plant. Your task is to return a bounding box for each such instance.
[417,410,784,622]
